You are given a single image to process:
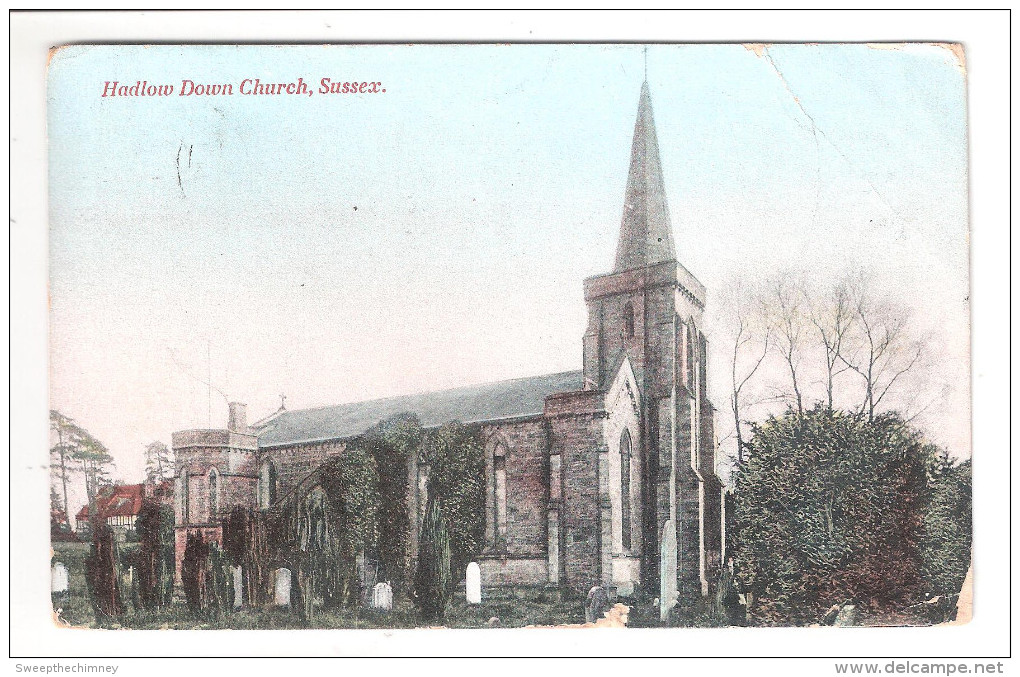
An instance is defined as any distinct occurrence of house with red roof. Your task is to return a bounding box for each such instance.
[75,480,173,539]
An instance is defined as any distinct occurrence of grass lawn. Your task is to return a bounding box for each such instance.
[51,542,636,630]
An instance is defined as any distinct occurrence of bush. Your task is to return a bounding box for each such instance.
[731,407,966,625]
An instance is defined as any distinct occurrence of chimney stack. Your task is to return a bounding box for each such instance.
[227,402,248,434]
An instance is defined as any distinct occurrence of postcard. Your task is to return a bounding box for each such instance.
[44,42,971,635]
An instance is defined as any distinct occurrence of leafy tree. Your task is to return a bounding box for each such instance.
[144,440,174,484]
[421,422,486,581]
[76,435,115,526]
[731,407,953,625]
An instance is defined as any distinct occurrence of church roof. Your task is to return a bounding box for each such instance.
[614,81,677,272]
[254,370,583,447]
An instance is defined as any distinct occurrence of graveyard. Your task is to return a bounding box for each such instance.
[51,541,643,629]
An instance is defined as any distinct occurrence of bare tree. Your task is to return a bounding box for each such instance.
[714,279,773,464]
[808,279,856,411]
[838,277,925,421]
[767,275,808,415]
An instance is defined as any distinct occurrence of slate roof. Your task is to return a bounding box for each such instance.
[254,370,584,447]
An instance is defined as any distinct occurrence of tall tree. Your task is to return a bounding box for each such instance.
[144,440,174,483]
[76,434,116,528]
[49,410,83,527]
[807,279,855,411]
[838,278,925,421]
[766,275,808,415]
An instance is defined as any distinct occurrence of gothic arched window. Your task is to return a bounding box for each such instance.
[620,428,633,550]
[623,301,635,338]
[208,468,219,521]
[493,443,508,549]
[259,460,278,510]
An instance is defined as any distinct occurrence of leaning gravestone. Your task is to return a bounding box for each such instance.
[231,565,243,609]
[371,582,392,611]
[51,562,69,596]
[274,567,291,607]
[585,585,610,624]
[465,562,481,604]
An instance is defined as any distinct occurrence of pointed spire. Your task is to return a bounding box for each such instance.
[613,81,677,272]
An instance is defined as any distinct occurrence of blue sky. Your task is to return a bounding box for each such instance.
[48,43,969,506]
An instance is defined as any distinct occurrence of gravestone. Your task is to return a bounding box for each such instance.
[465,562,481,604]
[274,567,291,607]
[585,585,610,624]
[659,520,677,622]
[51,562,69,595]
[371,582,392,611]
[231,566,243,609]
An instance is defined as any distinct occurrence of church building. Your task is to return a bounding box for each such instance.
[172,81,724,613]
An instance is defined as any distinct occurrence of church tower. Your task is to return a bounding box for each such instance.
[582,81,722,614]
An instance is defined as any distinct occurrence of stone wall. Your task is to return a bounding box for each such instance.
[547,390,608,593]
[482,418,548,558]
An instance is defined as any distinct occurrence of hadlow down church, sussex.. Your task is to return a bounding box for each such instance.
[171,81,725,613]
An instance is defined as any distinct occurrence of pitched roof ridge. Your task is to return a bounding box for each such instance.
[271,369,584,417]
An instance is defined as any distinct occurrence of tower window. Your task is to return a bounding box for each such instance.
[620,428,633,551]
[623,302,635,338]
[208,468,219,521]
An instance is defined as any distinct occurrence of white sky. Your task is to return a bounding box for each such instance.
[47,43,969,517]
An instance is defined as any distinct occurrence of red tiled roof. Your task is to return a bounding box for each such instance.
[75,483,145,521]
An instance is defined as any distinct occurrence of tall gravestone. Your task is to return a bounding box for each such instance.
[465,562,481,604]
[274,567,291,607]
[231,565,243,609]
[659,519,678,622]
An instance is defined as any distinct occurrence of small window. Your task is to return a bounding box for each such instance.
[623,302,635,338]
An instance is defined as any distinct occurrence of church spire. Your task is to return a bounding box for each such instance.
[613,80,677,272]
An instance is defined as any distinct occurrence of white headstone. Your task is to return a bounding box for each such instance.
[659,519,678,622]
[231,565,244,609]
[465,562,482,604]
[51,562,69,594]
[274,567,291,607]
[371,582,392,611]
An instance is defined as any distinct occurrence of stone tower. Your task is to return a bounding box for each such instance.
[582,81,722,610]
